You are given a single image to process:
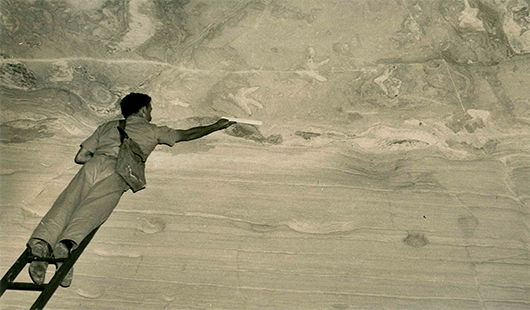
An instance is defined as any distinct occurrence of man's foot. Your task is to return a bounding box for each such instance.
[28,239,50,285]
[54,242,73,288]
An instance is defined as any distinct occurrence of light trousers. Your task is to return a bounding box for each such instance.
[30,155,128,249]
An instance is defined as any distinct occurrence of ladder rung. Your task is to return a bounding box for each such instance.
[8,282,46,291]
[29,257,67,263]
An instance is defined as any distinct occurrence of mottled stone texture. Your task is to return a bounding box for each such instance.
[1,0,529,309]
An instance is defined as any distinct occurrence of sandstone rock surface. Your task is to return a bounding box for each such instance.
[1,0,529,309]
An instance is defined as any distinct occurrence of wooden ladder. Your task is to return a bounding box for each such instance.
[0,227,99,310]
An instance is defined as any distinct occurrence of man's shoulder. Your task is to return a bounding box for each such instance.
[98,118,160,133]
[99,119,120,129]
[89,120,120,136]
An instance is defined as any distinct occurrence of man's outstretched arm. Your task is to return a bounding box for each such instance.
[175,119,235,143]
[74,146,93,164]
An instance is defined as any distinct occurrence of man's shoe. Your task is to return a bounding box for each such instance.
[54,242,73,288]
[28,239,50,285]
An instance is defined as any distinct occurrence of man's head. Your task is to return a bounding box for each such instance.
[120,93,152,121]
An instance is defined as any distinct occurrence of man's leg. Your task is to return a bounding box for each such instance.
[60,173,127,247]
[27,166,92,284]
[29,166,92,248]
[53,173,127,287]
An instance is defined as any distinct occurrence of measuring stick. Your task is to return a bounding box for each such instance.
[225,117,262,126]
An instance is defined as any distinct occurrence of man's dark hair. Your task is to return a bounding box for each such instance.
[120,93,152,118]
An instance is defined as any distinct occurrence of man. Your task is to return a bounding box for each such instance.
[27,92,235,287]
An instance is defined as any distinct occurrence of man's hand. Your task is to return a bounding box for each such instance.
[216,118,237,130]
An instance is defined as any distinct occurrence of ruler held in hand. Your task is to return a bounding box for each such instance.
[225,117,262,126]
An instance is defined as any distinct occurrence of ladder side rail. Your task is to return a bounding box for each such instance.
[0,248,32,297]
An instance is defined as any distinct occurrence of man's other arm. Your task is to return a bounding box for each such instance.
[175,119,235,143]
[74,146,93,164]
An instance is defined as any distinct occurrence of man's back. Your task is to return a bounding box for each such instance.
[81,115,179,161]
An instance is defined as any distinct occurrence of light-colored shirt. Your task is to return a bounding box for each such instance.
[81,115,179,158]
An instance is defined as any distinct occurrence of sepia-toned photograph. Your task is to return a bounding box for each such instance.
[1,0,529,309]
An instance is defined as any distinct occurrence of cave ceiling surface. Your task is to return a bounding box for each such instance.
[0,0,528,151]
[1,1,530,309]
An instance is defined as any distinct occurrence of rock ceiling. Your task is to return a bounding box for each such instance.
[1,1,529,309]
